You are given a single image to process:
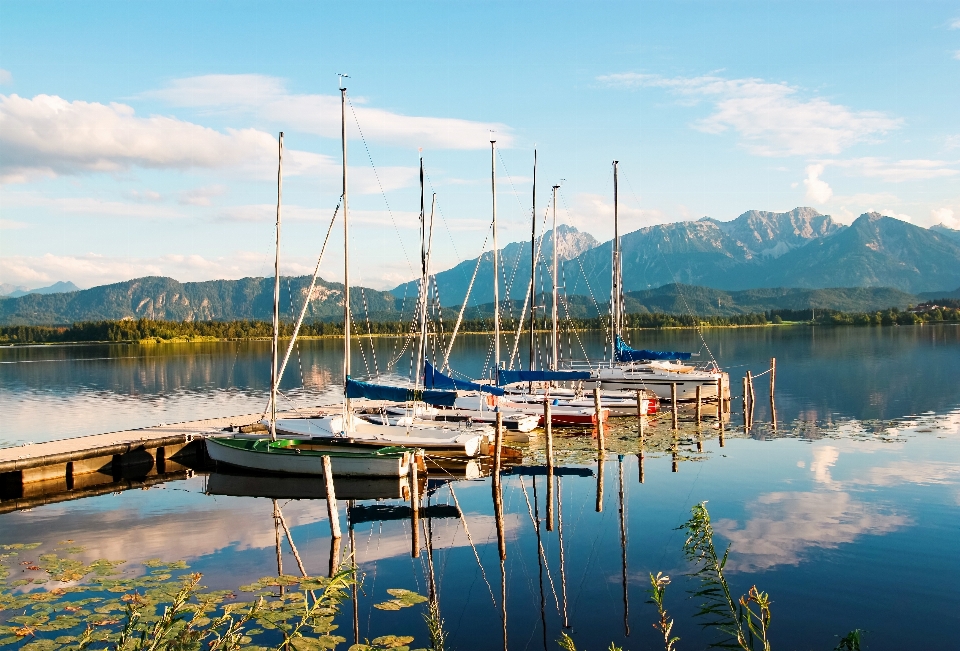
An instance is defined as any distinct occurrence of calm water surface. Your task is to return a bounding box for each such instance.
[2,326,959,649]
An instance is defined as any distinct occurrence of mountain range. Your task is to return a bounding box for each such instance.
[404,208,960,306]
[2,208,959,326]
[0,276,403,326]
[0,281,80,298]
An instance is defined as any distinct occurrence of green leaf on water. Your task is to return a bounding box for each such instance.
[374,589,427,611]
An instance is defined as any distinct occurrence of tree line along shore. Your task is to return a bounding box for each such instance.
[1,302,958,345]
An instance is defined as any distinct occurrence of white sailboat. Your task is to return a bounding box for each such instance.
[265,85,489,458]
[205,131,420,477]
[587,161,729,402]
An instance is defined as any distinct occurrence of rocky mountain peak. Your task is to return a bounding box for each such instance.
[712,207,843,258]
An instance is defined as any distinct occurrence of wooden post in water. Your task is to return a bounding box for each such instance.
[544,394,555,532]
[742,376,749,431]
[671,383,679,430]
[323,455,341,574]
[493,412,506,562]
[747,370,756,429]
[593,386,605,451]
[717,376,724,424]
[769,357,777,429]
[635,389,644,419]
[695,385,702,426]
[410,456,420,558]
[596,450,604,512]
[273,499,283,577]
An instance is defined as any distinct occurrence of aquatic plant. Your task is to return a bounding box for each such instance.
[0,543,426,651]
[647,573,678,651]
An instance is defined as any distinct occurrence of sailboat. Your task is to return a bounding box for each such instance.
[412,146,609,428]
[588,161,729,402]
[266,85,490,458]
[205,131,423,477]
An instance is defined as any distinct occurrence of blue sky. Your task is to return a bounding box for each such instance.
[1,1,958,290]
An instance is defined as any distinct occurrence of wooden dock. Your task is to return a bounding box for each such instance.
[0,405,340,504]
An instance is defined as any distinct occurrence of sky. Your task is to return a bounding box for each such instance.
[1,1,959,291]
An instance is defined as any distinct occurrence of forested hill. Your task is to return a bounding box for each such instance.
[0,276,404,326]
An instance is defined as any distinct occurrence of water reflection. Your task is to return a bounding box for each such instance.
[2,326,960,647]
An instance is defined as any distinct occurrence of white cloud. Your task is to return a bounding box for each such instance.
[0,93,379,185]
[597,73,901,156]
[932,207,959,229]
[0,250,288,288]
[821,157,960,182]
[3,191,186,219]
[127,189,163,203]
[178,184,225,206]
[945,135,960,150]
[0,218,28,229]
[145,74,513,150]
[803,164,833,203]
[954,50,960,60]
[0,69,11,85]
[951,18,960,29]
[557,192,666,240]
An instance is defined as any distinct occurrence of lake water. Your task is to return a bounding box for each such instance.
[2,325,959,649]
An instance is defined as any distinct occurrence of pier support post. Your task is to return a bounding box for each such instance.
[596,450,604,512]
[493,411,506,561]
[635,390,644,419]
[742,376,749,431]
[410,456,420,558]
[593,386,605,450]
[747,370,756,429]
[695,385,702,426]
[717,377,723,425]
[770,357,777,430]
[671,383,678,430]
[544,395,554,532]
[323,455,341,575]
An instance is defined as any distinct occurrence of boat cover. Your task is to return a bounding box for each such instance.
[615,335,692,362]
[345,377,458,407]
[424,360,505,396]
[497,369,592,385]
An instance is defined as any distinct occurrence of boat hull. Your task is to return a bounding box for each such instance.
[595,368,729,401]
[205,436,412,478]
[273,418,485,458]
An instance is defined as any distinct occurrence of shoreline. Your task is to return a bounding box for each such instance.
[3,321,957,348]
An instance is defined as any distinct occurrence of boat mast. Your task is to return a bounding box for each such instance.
[269,132,283,441]
[491,141,500,377]
[612,160,621,351]
[551,184,560,371]
[340,78,351,422]
[415,157,426,388]
[529,150,537,372]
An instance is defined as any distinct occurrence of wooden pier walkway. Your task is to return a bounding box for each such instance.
[0,405,343,506]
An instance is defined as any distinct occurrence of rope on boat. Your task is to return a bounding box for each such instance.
[346,94,414,277]
[442,227,491,371]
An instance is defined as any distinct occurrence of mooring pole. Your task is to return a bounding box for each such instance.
[770,357,777,429]
[594,386,605,450]
[544,394,555,532]
[494,411,505,561]
[742,375,749,430]
[410,456,420,558]
[717,376,724,425]
[671,383,679,430]
[695,385,702,426]
[596,449,604,512]
[747,370,756,429]
[323,455,341,574]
